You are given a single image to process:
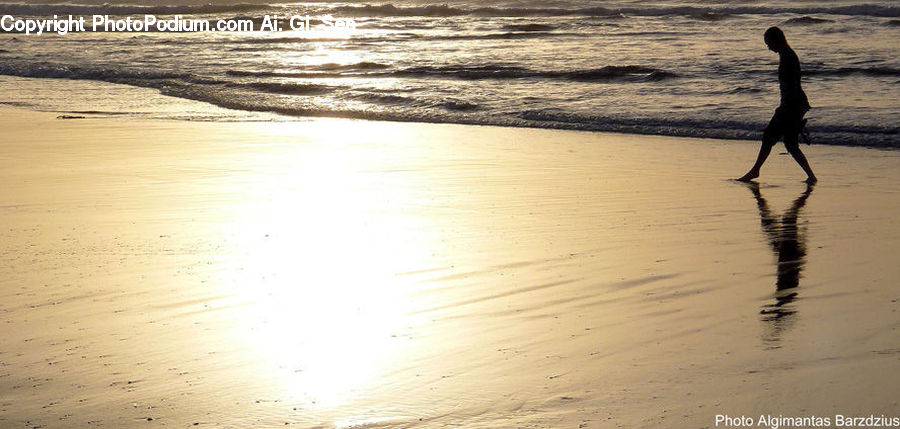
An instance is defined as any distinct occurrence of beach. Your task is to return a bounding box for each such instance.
[1,86,899,428]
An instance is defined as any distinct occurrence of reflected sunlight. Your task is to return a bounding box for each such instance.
[218,127,430,408]
[307,42,363,67]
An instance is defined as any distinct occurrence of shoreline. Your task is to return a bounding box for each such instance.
[2,74,896,150]
[2,87,899,428]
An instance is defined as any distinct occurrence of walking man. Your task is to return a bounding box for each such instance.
[738,27,817,184]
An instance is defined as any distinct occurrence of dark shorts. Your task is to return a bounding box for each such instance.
[764,106,807,147]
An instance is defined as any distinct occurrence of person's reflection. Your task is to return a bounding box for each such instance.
[745,183,814,343]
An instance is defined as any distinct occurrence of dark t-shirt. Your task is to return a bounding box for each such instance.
[778,47,810,112]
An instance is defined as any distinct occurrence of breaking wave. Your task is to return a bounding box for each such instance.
[784,16,835,24]
[804,66,900,77]
[227,64,677,82]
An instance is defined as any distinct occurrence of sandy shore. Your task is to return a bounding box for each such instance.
[1,103,899,428]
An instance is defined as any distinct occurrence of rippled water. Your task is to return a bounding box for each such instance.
[1,0,898,146]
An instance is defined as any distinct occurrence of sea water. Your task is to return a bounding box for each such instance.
[0,0,897,147]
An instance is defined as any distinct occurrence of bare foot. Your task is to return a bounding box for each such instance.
[736,171,759,182]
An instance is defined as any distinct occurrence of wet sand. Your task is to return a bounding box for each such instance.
[1,105,899,428]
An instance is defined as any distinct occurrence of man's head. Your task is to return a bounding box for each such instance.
[764,26,787,52]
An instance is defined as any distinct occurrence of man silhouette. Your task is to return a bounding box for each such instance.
[738,27,817,184]
[745,183,813,343]
[747,183,812,294]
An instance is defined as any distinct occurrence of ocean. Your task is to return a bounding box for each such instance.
[1,0,898,147]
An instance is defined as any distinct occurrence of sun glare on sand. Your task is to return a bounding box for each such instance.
[215,120,433,408]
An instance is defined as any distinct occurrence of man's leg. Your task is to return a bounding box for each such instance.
[737,136,777,182]
[784,137,817,184]
[738,111,781,182]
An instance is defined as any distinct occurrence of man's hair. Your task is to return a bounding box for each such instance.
[764,26,786,44]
